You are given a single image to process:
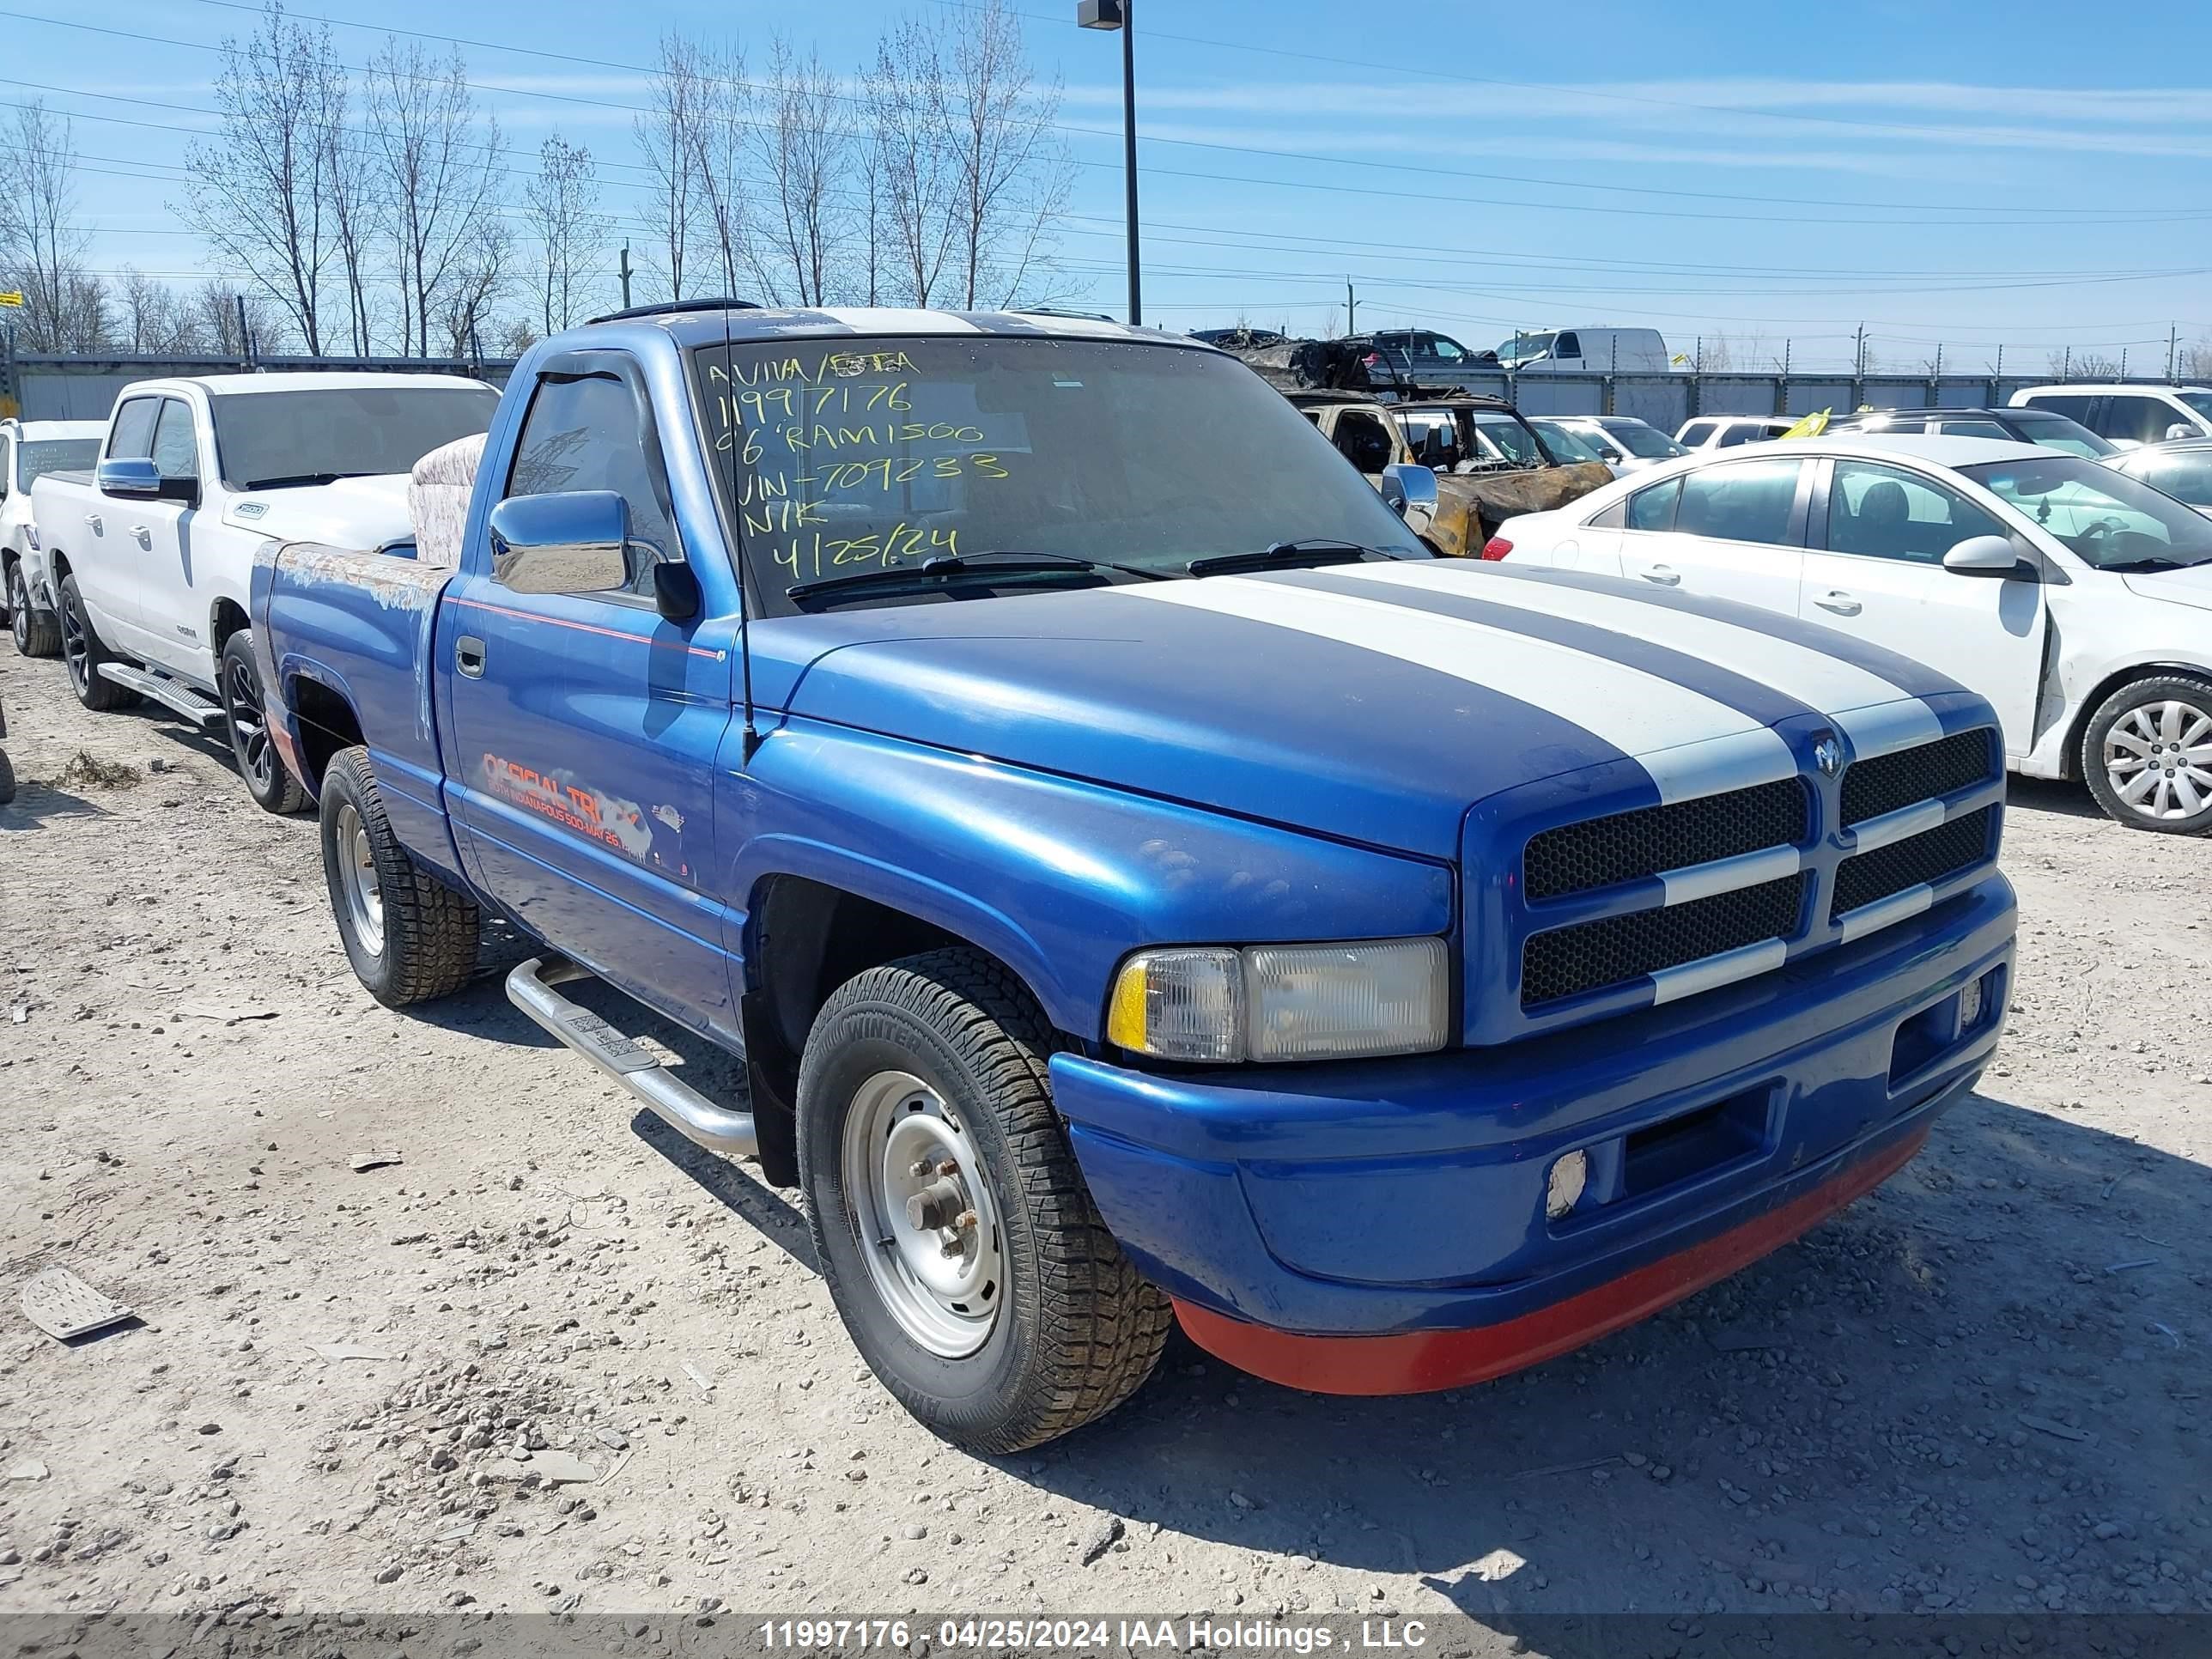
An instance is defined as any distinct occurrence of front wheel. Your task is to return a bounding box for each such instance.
[0,746,15,806]
[799,947,1170,1454]
[219,630,307,814]
[2082,676,2212,834]
[319,747,481,1006]
[7,562,59,658]
[57,574,138,712]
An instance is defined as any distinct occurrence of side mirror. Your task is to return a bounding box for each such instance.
[487,490,629,595]
[1380,463,1439,538]
[2167,422,2197,443]
[1942,534,2029,578]
[96,458,162,499]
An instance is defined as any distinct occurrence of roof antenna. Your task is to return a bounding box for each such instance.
[723,301,761,762]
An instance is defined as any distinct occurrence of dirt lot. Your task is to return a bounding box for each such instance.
[1,639,2208,1634]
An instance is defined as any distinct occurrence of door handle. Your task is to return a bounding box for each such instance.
[1814,591,1863,616]
[456,635,487,678]
[131,525,151,549]
[1642,564,1681,586]
[83,513,103,535]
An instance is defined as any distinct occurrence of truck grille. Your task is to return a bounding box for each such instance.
[1831,806,1996,920]
[1523,779,1808,902]
[1522,872,1811,1007]
[1841,730,1993,825]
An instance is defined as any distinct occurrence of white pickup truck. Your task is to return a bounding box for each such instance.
[31,372,497,809]
[3,417,106,658]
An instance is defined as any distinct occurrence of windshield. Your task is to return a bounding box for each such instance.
[211,386,498,489]
[17,437,100,487]
[1603,421,1686,459]
[2118,448,2212,508]
[1531,420,1604,463]
[1469,411,1543,465]
[1961,455,2212,569]
[2008,410,2116,459]
[1496,331,1553,367]
[690,336,1423,612]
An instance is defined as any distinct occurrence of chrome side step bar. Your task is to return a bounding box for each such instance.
[98,663,224,726]
[505,955,758,1156]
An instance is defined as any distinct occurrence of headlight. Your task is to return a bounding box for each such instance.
[1107,939,1449,1064]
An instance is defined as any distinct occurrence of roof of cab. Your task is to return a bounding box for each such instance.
[164,371,497,397]
[621,304,1207,351]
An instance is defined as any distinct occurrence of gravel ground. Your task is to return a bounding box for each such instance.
[1,640,2208,1634]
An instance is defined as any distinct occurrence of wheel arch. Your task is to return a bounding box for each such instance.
[738,871,1062,1189]
[282,664,367,797]
[2061,660,2212,780]
[210,596,251,656]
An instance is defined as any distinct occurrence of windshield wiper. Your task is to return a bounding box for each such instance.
[2099,555,2210,572]
[240,471,364,490]
[1184,538,1410,577]
[785,550,1170,603]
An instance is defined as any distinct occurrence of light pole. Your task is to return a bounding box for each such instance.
[1077,0,1140,326]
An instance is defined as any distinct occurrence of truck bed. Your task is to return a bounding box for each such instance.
[251,538,462,878]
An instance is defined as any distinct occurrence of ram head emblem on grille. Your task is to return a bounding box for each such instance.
[1814,736,1843,777]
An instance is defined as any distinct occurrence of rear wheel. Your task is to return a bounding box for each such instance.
[0,745,15,806]
[219,630,307,814]
[799,947,1170,1453]
[57,574,138,712]
[7,562,58,658]
[319,747,480,1006]
[2082,676,2212,835]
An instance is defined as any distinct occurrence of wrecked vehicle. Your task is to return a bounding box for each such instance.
[253,304,2014,1454]
[1293,392,1614,556]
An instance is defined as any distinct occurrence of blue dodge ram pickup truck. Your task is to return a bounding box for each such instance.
[254,303,2017,1451]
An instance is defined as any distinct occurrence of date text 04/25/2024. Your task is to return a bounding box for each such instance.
[756,1620,1431,1652]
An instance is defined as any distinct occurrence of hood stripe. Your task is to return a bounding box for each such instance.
[1112,575,1795,797]
[1284,568,1818,733]
[1327,562,1942,755]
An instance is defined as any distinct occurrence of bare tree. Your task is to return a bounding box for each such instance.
[366,40,506,357]
[2047,349,2122,379]
[438,215,510,359]
[0,101,106,351]
[320,67,381,355]
[635,35,708,303]
[523,135,607,332]
[946,0,1072,307]
[178,3,339,352]
[190,283,281,356]
[866,16,958,306]
[746,37,852,306]
[689,43,754,301]
[116,267,201,353]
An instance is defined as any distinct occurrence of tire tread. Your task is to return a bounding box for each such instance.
[325,747,480,1005]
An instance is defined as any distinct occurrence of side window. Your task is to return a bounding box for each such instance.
[2128,452,2212,508]
[107,398,161,462]
[1625,477,1680,532]
[1674,459,1804,546]
[1936,419,2009,440]
[2027,394,2094,425]
[1678,420,1716,448]
[1430,337,1466,363]
[1553,331,1582,361]
[0,436,11,497]
[1825,459,2007,563]
[1331,411,1395,475]
[1586,496,1626,530]
[505,370,679,598]
[1399,414,1460,470]
[150,399,199,482]
[2106,395,2179,446]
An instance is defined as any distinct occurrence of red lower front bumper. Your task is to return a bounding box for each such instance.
[1173,1125,1926,1395]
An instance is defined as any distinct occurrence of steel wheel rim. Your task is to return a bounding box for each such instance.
[840,1069,1004,1358]
[2105,700,2212,821]
[225,653,274,789]
[59,594,88,692]
[333,802,386,955]
[7,568,27,651]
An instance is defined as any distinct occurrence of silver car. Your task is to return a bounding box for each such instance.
[2106,439,2212,520]
[1550,415,1688,473]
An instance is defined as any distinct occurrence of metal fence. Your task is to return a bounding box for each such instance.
[1,353,519,420]
[1,349,2203,430]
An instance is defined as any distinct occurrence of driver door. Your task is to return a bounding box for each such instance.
[1797,457,2046,756]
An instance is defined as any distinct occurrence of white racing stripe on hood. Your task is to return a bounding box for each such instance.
[1115,576,1795,798]
[1329,562,1945,758]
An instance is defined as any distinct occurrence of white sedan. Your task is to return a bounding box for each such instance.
[1487,434,2212,833]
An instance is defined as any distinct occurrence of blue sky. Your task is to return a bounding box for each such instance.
[7,0,2211,369]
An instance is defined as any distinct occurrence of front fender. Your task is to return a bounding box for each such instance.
[727,719,1455,1040]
